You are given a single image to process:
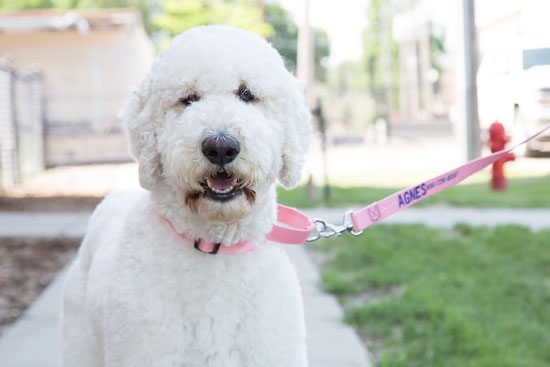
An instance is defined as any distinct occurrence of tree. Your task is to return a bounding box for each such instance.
[264,2,297,70]
[362,0,398,121]
[264,2,329,79]
[152,0,273,46]
[2,0,330,78]
[430,22,446,93]
[363,0,447,120]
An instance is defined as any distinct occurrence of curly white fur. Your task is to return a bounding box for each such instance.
[61,25,312,367]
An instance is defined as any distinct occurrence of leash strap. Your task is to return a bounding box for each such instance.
[267,204,315,244]
[350,125,550,233]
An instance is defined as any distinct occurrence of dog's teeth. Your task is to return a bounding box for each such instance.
[209,185,235,194]
[204,177,236,195]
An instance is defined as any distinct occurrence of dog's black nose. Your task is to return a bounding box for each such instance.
[201,134,240,166]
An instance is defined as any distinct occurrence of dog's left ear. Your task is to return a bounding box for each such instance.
[278,78,312,189]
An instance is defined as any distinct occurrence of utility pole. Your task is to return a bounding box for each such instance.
[463,0,481,159]
[296,0,314,107]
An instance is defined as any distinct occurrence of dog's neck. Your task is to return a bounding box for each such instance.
[151,182,277,246]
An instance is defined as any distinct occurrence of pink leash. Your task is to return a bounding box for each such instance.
[349,125,549,233]
[166,125,549,253]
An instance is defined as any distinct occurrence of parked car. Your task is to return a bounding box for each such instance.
[477,37,550,155]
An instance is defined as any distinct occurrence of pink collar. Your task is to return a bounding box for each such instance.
[163,204,314,254]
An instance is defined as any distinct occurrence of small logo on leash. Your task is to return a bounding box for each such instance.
[368,205,381,222]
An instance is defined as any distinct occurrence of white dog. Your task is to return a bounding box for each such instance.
[61,25,312,367]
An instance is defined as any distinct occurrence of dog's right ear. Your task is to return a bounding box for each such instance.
[119,78,162,190]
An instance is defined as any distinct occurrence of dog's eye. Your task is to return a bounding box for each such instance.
[179,94,200,106]
[237,85,256,103]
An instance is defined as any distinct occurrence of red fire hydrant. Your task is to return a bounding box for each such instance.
[488,121,515,190]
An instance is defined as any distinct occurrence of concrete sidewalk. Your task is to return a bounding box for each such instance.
[0,267,69,367]
[2,206,549,239]
[0,212,90,238]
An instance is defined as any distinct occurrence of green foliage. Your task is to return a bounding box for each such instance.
[152,0,272,42]
[362,0,399,120]
[2,0,330,77]
[0,0,55,9]
[362,0,447,117]
[430,22,446,93]
[363,0,385,86]
[0,0,158,35]
[313,224,550,366]
[318,59,373,131]
[313,28,329,80]
[277,175,550,208]
[264,2,329,78]
[264,2,297,70]
[429,22,446,72]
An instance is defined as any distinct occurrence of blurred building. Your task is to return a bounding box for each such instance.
[476,1,550,152]
[0,9,154,170]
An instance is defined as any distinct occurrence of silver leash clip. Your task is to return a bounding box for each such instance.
[306,210,363,242]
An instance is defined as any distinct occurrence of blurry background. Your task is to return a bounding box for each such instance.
[0,1,549,366]
[0,0,548,193]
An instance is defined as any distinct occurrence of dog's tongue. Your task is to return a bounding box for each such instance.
[210,172,235,190]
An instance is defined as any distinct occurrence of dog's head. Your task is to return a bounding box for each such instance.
[121,25,311,223]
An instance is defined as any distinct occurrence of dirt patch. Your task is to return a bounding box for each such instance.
[0,237,80,335]
[0,196,103,212]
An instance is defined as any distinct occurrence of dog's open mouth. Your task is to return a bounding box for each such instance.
[201,171,243,201]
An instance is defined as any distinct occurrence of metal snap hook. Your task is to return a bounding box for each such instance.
[306,219,327,242]
[306,212,364,242]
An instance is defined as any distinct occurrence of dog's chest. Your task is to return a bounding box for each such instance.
[94,227,303,365]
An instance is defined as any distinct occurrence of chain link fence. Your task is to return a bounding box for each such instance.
[0,58,44,190]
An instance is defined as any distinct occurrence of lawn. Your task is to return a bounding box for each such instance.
[277,175,550,208]
[312,224,550,367]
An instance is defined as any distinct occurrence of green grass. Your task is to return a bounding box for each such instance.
[313,225,550,367]
[277,175,550,208]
